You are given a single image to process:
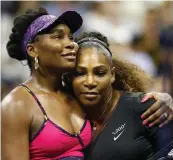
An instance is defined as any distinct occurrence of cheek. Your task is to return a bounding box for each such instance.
[48,42,63,54]
[41,39,63,53]
[72,78,81,93]
[53,43,63,53]
[98,77,112,92]
[72,77,86,97]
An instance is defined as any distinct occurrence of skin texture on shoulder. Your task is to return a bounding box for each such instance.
[1,86,34,160]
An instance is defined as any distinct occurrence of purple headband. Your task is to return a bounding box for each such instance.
[22,15,58,55]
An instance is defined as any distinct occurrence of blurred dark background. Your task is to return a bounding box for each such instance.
[1,1,173,99]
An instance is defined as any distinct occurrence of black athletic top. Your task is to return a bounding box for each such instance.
[85,92,173,160]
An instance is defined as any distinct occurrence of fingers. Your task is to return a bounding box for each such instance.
[142,104,166,126]
[159,113,173,128]
[142,108,173,128]
[141,92,172,119]
[146,108,170,127]
[141,93,155,103]
[141,100,162,119]
[141,92,173,128]
[141,92,173,110]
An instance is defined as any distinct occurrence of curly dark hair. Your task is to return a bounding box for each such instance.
[75,31,151,92]
[6,7,49,70]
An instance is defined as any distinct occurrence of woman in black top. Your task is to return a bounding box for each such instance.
[72,32,173,160]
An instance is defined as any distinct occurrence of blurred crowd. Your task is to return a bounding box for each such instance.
[1,1,173,99]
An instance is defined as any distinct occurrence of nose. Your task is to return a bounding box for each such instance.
[73,42,79,52]
[84,75,97,89]
[65,41,75,50]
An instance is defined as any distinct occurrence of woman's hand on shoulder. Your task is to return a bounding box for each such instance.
[140,92,173,128]
[2,87,32,160]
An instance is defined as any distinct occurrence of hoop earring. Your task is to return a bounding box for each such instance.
[34,57,39,70]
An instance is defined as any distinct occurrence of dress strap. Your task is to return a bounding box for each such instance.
[20,84,48,120]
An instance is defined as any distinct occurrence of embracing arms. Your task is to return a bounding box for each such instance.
[135,93,173,159]
[140,92,173,127]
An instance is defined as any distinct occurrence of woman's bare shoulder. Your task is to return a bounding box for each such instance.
[2,86,32,107]
[2,85,34,121]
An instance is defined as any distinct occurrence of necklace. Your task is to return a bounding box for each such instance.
[91,89,113,131]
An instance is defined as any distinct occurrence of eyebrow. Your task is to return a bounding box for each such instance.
[94,66,108,70]
[76,66,86,70]
[77,65,108,69]
[48,29,64,34]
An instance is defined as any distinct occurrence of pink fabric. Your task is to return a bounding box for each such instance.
[29,119,92,160]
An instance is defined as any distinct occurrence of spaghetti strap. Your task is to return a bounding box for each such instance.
[20,84,48,120]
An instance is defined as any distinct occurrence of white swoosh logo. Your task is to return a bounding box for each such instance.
[168,149,173,158]
[113,130,125,141]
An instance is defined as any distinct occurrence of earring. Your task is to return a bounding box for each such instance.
[34,57,39,70]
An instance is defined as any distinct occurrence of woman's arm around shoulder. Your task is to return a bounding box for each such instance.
[134,93,173,159]
[2,87,33,160]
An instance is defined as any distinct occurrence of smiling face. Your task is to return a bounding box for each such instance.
[27,24,78,72]
[72,47,115,107]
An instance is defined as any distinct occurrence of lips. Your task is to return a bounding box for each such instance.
[82,92,98,95]
[81,92,99,100]
[61,51,76,61]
